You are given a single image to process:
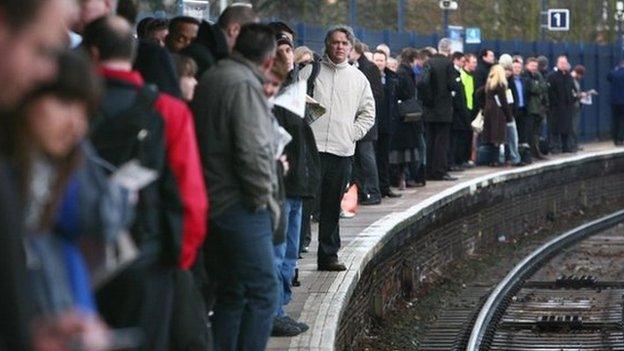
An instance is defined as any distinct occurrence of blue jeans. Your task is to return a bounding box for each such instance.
[506,119,521,164]
[207,203,278,351]
[273,198,302,316]
[419,132,427,166]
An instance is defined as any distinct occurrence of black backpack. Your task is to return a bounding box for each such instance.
[90,80,183,267]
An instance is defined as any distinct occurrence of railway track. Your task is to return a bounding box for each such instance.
[419,210,624,350]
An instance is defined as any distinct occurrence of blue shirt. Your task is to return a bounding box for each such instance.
[514,76,525,108]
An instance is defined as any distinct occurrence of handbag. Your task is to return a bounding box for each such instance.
[471,110,484,133]
[397,98,423,123]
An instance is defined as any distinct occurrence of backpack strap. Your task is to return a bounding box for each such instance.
[133,84,160,164]
[306,59,321,97]
[135,84,159,111]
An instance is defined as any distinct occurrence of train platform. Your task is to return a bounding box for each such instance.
[266,141,624,351]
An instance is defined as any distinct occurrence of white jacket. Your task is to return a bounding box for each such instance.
[300,55,375,157]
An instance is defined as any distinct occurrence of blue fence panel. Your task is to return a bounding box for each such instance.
[300,24,326,54]
[389,31,413,54]
[359,28,384,49]
[498,41,516,55]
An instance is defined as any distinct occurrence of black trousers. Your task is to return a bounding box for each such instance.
[353,140,380,200]
[450,129,472,166]
[97,260,175,351]
[613,104,624,143]
[318,153,352,265]
[426,122,451,179]
[531,113,543,137]
[375,132,392,194]
[516,108,532,145]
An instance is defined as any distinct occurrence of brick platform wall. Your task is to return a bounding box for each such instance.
[337,155,624,350]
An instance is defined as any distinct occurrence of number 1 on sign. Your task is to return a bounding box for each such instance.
[553,12,561,27]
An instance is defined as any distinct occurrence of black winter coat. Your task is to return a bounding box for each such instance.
[0,161,33,351]
[451,67,472,131]
[274,69,321,199]
[356,56,383,142]
[180,21,229,78]
[391,64,422,151]
[423,54,454,123]
[273,106,321,199]
[547,70,576,134]
[377,68,400,135]
[474,59,493,90]
[134,41,182,98]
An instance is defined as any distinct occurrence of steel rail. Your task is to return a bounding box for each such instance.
[466,209,624,351]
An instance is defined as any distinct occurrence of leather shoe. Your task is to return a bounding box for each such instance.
[359,196,381,205]
[382,190,402,198]
[318,261,347,271]
[430,173,457,181]
[449,165,465,172]
[406,180,426,188]
[441,174,458,181]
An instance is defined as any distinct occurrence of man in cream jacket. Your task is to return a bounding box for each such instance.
[300,25,375,271]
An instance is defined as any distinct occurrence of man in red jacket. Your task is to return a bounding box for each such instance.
[84,16,209,270]
[83,15,209,351]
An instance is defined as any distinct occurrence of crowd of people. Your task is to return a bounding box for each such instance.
[2,0,624,351]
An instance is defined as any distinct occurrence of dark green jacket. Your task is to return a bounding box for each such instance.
[523,70,549,117]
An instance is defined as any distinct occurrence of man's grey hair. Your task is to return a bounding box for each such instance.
[437,38,452,55]
[324,24,356,49]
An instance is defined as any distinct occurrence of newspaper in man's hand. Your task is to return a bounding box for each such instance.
[305,95,326,124]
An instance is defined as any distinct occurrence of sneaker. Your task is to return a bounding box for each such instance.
[340,210,356,219]
[283,316,309,332]
[271,316,304,337]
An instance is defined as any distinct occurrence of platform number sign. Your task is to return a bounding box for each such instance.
[548,9,570,31]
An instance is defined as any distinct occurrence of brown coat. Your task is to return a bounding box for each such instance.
[482,84,512,144]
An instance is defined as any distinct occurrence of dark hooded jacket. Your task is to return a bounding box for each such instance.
[0,161,32,351]
[134,41,182,98]
[451,66,472,130]
[474,58,493,91]
[180,21,229,78]
[273,68,321,199]
[391,63,422,151]
[423,54,454,123]
[355,55,383,141]
[377,67,400,135]
[547,69,576,134]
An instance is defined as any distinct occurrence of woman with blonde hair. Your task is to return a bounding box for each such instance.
[294,46,314,65]
[480,64,513,165]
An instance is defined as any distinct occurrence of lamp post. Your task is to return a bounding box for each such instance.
[540,0,547,41]
[398,0,405,32]
[439,0,458,37]
[617,1,624,60]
